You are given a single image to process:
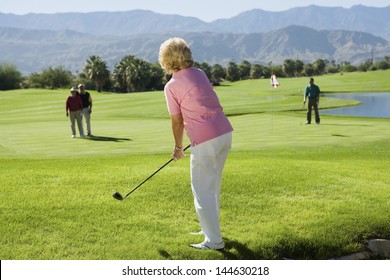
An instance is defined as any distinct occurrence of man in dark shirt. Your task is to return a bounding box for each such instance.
[78,84,93,136]
[303,77,321,124]
[66,87,85,138]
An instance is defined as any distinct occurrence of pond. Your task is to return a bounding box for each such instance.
[321,93,390,118]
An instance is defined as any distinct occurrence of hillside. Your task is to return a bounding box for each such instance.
[0,25,389,75]
[1,5,390,75]
[0,5,389,40]
[210,5,390,40]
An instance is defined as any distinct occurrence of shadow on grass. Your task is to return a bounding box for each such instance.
[158,249,173,259]
[157,238,342,260]
[221,237,344,260]
[319,123,373,127]
[157,225,390,260]
[85,135,132,142]
[221,238,262,259]
[264,237,343,260]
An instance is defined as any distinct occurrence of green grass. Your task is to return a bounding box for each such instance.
[1,70,390,260]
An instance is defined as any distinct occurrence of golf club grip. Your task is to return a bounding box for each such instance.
[123,144,190,198]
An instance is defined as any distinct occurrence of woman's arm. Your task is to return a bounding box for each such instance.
[170,114,185,161]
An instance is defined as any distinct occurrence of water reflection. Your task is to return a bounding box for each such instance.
[322,93,390,118]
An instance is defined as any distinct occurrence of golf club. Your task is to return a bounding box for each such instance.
[112,144,190,201]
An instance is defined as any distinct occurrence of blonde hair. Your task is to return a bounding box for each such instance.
[158,37,194,74]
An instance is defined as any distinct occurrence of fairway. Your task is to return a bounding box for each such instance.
[1,71,389,260]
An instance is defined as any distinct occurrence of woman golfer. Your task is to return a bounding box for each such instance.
[159,38,233,250]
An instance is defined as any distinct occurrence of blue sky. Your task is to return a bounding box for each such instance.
[1,0,389,21]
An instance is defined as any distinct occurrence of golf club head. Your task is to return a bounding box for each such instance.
[112,192,124,201]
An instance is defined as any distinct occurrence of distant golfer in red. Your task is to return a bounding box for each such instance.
[159,37,233,250]
[66,87,85,138]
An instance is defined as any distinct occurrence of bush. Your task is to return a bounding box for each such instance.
[28,66,74,89]
[0,63,23,90]
[374,61,390,70]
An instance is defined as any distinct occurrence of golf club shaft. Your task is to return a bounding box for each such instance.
[122,144,190,199]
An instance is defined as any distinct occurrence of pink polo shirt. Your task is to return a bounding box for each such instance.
[164,67,233,146]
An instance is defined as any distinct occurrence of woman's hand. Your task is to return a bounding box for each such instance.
[172,146,185,161]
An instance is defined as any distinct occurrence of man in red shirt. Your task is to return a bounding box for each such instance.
[66,87,85,138]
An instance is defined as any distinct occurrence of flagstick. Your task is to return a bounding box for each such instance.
[271,77,274,133]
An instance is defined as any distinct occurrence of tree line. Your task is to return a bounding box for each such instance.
[1,55,389,92]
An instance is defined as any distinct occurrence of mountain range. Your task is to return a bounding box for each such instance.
[0,5,389,75]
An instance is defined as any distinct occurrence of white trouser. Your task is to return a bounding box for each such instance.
[190,132,232,243]
[69,110,84,136]
[81,107,91,134]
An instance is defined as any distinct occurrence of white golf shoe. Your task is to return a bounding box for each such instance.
[190,241,225,250]
[189,230,204,235]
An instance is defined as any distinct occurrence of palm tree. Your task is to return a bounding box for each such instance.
[283,59,296,77]
[211,64,226,84]
[112,55,134,92]
[226,61,240,82]
[112,55,152,93]
[84,55,110,92]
